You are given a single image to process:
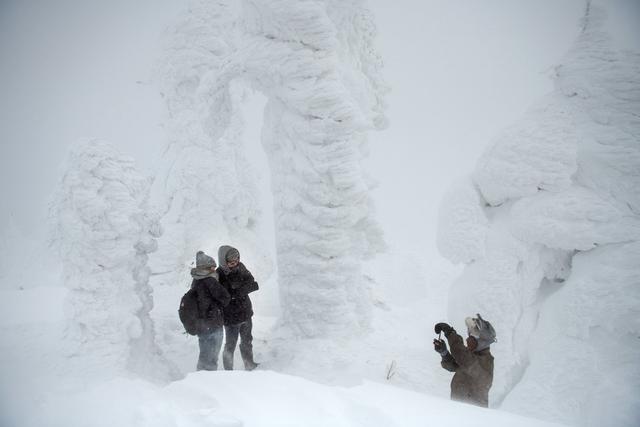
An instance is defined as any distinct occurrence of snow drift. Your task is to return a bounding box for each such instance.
[26,370,565,427]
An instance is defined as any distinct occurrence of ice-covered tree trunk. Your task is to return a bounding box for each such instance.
[437,1,640,425]
[240,0,387,337]
[151,0,269,294]
[50,139,175,382]
[155,0,387,337]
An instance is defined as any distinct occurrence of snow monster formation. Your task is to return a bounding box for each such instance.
[155,0,387,337]
[437,2,640,426]
[50,140,176,382]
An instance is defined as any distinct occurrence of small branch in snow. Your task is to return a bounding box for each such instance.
[150,270,176,276]
[386,360,396,380]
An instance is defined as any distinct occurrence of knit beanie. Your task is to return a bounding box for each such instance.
[196,251,216,269]
[465,314,496,351]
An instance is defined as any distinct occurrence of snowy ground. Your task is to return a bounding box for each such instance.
[0,260,552,427]
[0,277,563,427]
[0,283,558,427]
[22,371,568,427]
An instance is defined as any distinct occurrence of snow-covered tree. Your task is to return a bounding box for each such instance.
[438,2,640,426]
[50,139,175,382]
[154,0,387,338]
[149,0,272,327]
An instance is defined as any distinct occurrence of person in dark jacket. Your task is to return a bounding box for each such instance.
[217,245,260,371]
[191,250,231,371]
[433,314,496,407]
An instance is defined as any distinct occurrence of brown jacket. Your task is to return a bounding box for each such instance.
[441,330,494,407]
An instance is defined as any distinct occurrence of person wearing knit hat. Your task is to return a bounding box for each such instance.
[190,251,230,371]
[432,314,496,407]
[464,314,497,352]
[217,245,260,371]
[195,250,216,269]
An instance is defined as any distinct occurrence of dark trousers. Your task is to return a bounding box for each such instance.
[223,319,255,370]
[197,327,223,371]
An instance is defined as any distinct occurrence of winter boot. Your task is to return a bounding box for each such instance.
[243,359,259,371]
[222,350,234,370]
[241,347,259,371]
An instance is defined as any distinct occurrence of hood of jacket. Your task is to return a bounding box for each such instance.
[218,245,239,272]
[191,267,219,281]
[465,314,497,352]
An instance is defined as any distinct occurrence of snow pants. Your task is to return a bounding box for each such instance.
[223,319,255,370]
[197,327,224,371]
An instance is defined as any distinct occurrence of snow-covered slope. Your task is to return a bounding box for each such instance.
[438,1,640,425]
[24,370,565,427]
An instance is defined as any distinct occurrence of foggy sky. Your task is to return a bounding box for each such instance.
[0,0,584,262]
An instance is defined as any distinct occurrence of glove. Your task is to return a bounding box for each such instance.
[434,322,453,336]
[433,339,448,356]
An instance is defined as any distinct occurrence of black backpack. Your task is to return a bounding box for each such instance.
[178,288,199,335]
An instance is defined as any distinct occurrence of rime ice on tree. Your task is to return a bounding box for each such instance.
[50,139,175,382]
[437,3,640,426]
[154,0,388,338]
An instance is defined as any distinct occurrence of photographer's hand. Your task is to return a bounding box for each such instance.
[433,338,448,356]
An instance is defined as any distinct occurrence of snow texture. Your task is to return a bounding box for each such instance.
[154,0,388,338]
[438,1,640,425]
[25,370,566,427]
[437,178,489,264]
[49,139,176,382]
[151,0,269,293]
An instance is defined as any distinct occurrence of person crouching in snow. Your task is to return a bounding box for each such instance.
[433,314,496,407]
[217,245,260,371]
[191,251,230,371]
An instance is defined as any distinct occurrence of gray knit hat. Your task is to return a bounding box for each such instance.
[465,313,496,351]
[195,251,216,269]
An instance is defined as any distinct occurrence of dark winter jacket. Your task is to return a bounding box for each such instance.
[216,262,259,325]
[190,275,231,334]
[440,330,494,407]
